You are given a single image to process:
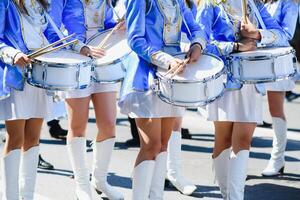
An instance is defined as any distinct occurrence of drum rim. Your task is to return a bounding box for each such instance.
[26,79,91,91]
[32,50,93,67]
[0,93,10,100]
[233,70,297,84]
[156,84,226,108]
[156,52,226,83]
[87,29,132,66]
[228,47,295,59]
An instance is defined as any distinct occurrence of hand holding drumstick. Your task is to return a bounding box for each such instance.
[82,16,126,58]
[164,43,202,77]
[164,57,190,77]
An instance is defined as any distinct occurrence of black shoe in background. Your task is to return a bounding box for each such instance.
[257,121,273,128]
[38,155,54,170]
[285,91,300,102]
[181,128,192,139]
[47,119,68,139]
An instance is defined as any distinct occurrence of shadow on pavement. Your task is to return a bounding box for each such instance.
[249,151,300,162]
[252,136,300,151]
[247,174,300,182]
[107,173,132,189]
[182,144,213,154]
[245,182,300,200]
[187,133,215,142]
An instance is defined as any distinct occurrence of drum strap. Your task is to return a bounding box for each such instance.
[44,12,65,40]
[175,0,192,38]
[248,0,267,30]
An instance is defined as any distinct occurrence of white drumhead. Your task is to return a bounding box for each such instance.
[35,50,91,64]
[159,53,224,81]
[87,29,132,65]
[231,47,293,57]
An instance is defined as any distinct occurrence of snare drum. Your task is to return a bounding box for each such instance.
[87,29,132,83]
[228,47,297,84]
[27,50,92,91]
[156,53,226,107]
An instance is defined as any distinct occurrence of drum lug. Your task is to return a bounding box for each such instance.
[204,81,209,100]
[271,56,276,81]
[238,58,243,81]
[76,64,80,88]
[42,63,47,86]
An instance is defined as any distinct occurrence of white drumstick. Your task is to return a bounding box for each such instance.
[242,0,248,23]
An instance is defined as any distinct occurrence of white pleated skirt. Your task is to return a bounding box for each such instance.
[65,82,118,99]
[265,79,295,92]
[120,90,185,119]
[207,84,263,124]
[0,83,52,121]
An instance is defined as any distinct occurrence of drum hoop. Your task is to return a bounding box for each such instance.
[156,52,226,84]
[228,48,295,61]
[86,29,113,44]
[26,79,91,91]
[92,77,124,84]
[93,51,132,67]
[235,70,297,84]
[157,83,226,108]
[32,59,93,69]
[87,29,132,66]
[0,93,10,100]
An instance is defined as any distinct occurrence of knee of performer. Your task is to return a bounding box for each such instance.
[69,124,86,137]
[98,121,116,137]
[23,134,40,151]
[268,104,284,119]
[141,141,162,160]
[6,134,24,150]
[234,138,252,152]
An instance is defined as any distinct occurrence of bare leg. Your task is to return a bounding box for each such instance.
[66,97,90,139]
[135,118,162,166]
[213,121,233,158]
[91,92,117,142]
[23,118,43,151]
[4,120,25,155]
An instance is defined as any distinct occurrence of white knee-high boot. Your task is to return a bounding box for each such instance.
[91,138,124,200]
[228,150,249,200]
[262,117,287,176]
[132,160,155,200]
[167,131,196,195]
[213,148,230,199]
[67,137,92,200]
[149,152,167,200]
[2,149,21,200]
[19,146,40,200]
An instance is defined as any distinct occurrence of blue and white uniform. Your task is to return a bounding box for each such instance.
[196,0,289,123]
[264,0,299,91]
[119,0,207,118]
[49,0,118,98]
[0,0,60,120]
